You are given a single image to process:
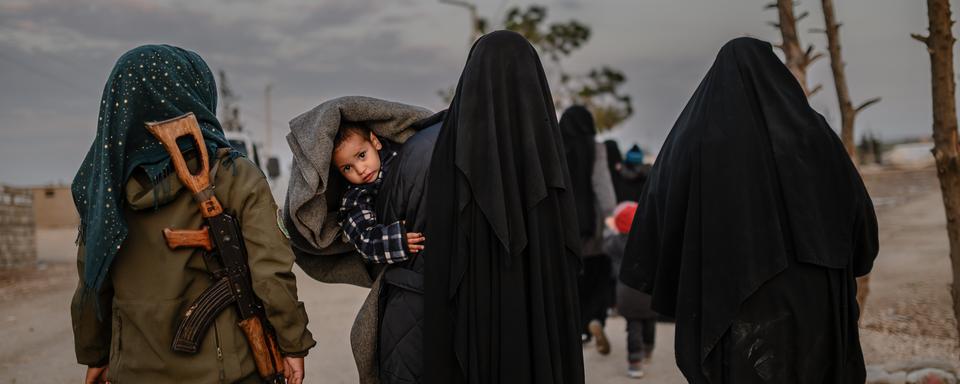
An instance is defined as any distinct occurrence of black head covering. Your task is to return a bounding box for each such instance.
[559,105,598,237]
[619,37,877,375]
[603,139,623,169]
[603,139,626,202]
[424,30,584,384]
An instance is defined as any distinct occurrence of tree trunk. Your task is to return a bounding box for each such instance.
[821,0,882,317]
[821,0,856,158]
[915,0,960,358]
[773,0,823,96]
[777,0,810,94]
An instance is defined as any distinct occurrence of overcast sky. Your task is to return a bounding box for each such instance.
[0,0,956,185]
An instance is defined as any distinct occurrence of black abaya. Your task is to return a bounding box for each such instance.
[603,140,627,202]
[619,37,878,383]
[560,105,598,237]
[424,30,584,384]
[560,106,613,335]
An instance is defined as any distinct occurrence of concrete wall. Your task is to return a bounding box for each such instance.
[0,185,36,267]
[31,185,79,229]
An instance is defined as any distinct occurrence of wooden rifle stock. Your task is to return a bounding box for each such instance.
[146,113,286,383]
[144,113,222,217]
[239,317,286,382]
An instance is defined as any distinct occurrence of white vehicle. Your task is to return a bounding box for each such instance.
[223,131,288,204]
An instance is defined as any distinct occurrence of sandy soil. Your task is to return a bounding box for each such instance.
[859,168,959,370]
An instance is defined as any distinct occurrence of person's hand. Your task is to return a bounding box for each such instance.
[406,232,425,253]
[84,365,109,384]
[283,356,304,384]
[604,216,618,232]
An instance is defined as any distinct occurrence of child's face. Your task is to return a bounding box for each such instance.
[333,131,383,185]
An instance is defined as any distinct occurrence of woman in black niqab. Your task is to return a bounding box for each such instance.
[560,105,597,237]
[619,37,878,383]
[603,139,625,199]
[424,30,585,384]
[604,140,624,172]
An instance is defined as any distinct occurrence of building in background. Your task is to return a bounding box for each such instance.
[0,185,36,267]
[31,184,78,229]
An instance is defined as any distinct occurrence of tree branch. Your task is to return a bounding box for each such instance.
[809,27,827,34]
[807,52,825,65]
[855,97,882,113]
[439,0,475,10]
[911,33,930,45]
[809,83,823,97]
[804,44,824,66]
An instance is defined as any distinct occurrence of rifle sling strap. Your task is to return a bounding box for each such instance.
[191,153,222,204]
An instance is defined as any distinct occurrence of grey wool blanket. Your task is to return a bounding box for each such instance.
[284,96,433,384]
[284,96,432,282]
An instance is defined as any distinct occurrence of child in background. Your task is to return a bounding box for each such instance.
[604,201,656,379]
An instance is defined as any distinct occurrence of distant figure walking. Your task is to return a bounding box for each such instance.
[615,144,650,203]
[560,105,618,356]
[604,202,656,379]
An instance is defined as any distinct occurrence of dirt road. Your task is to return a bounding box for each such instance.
[0,167,955,383]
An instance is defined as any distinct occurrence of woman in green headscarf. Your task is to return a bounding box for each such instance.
[71,45,315,384]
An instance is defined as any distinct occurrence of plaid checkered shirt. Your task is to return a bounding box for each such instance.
[337,149,409,264]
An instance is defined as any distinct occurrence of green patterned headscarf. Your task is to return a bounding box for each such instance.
[72,45,232,295]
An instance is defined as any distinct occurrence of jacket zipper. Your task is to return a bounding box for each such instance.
[214,321,225,383]
[116,314,122,352]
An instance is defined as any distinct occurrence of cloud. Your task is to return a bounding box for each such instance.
[0,0,953,185]
[284,1,380,34]
[0,1,272,59]
[0,0,471,184]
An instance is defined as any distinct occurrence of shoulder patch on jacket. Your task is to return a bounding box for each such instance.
[277,208,290,239]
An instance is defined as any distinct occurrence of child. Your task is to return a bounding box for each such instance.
[333,124,425,263]
[71,45,314,384]
[604,201,656,379]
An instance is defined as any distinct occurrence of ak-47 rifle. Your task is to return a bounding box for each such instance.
[145,113,286,384]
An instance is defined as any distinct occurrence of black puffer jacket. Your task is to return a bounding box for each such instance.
[374,113,443,384]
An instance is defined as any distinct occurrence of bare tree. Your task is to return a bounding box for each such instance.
[767,0,823,96]
[567,67,634,131]
[820,0,881,159]
[503,5,632,132]
[818,0,881,317]
[912,0,960,355]
[436,3,633,132]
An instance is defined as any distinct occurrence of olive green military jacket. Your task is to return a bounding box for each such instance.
[71,152,316,383]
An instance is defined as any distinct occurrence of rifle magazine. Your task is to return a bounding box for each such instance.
[172,277,235,354]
